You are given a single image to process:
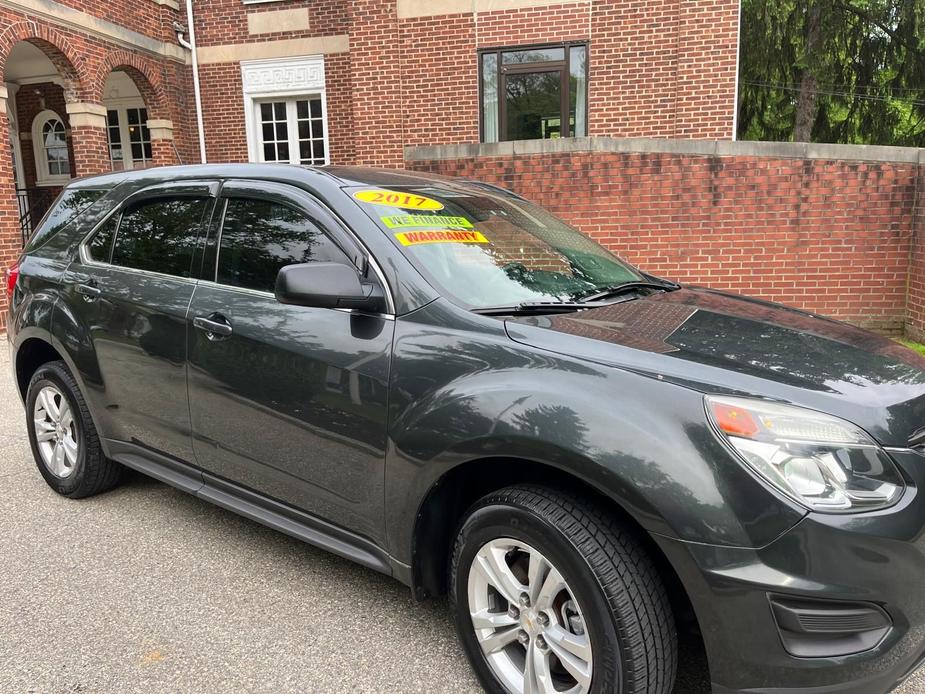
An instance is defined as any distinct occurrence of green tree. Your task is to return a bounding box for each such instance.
[737,0,925,146]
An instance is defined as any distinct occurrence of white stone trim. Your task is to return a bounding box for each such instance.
[65,101,107,128]
[146,118,173,140]
[396,0,590,19]
[247,8,309,35]
[241,55,329,166]
[404,136,925,165]
[198,35,348,64]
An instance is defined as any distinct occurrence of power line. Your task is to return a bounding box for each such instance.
[742,80,925,107]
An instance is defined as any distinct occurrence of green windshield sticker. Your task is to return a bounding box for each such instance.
[381,214,474,230]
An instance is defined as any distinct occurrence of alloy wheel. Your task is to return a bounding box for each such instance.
[33,385,79,478]
[467,538,593,694]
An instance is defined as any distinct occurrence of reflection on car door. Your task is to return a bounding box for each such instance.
[63,181,217,463]
[186,181,394,544]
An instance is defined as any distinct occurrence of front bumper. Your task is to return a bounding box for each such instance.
[655,448,925,694]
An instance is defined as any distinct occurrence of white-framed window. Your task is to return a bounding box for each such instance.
[241,55,330,166]
[31,109,70,186]
[105,104,152,171]
[256,97,326,165]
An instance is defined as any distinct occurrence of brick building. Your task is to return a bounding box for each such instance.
[1,0,924,338]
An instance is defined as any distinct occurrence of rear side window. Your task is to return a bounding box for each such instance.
[215,197,348,292]
[111,197,209,277]
[25,188,106,251]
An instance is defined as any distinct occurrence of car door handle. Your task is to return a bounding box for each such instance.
[193,315,233,339]
[76,283,101,300]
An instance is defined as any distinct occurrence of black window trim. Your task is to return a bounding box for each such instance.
[200,179,396,316]
[78,180,219,282]
[478,40,590,143]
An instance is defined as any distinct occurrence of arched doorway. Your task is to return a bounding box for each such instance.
[102,70,154,171]
[3,39,81,235]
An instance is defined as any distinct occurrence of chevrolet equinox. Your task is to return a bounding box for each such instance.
[8,165,925,694]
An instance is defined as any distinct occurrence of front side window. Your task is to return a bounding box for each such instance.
[256,97,327,166]
[351,184,640,309]
[31,110,71,185]
[480,44,588,143]
[110,197,209,277]
[216,197,347,292]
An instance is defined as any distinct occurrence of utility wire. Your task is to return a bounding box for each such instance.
[742,80,925,107]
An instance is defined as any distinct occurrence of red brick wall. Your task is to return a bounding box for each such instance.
[410,149,919,333]
[193,0,348,46]
[0,2,189,326]
[195,0,741,163]
[909,166,925,340]
[14,82,76,186]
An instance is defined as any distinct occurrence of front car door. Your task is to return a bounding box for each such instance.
[186,180,394,544]
[64,181,217,464]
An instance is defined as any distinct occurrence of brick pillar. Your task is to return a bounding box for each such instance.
[65,102,110,176]
[346,0,404,167]
[147,119,178,166]
[908,155,925,341]
[0,85,23,333]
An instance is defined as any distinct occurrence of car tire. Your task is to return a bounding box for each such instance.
[26,360,122,498]
[450,485,677,694]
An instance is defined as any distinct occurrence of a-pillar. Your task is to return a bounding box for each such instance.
[147,119,178,166]
[65,102,110,176]
[0,84,24,332]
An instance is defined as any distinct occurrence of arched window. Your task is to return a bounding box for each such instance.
[32,110,71,186]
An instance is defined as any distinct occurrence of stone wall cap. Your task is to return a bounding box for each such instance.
[405,137,925,165]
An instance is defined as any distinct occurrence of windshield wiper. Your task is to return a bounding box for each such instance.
[574,279,679,304]
[471,301,593,316]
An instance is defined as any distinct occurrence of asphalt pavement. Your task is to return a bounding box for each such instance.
[0,347,922,693]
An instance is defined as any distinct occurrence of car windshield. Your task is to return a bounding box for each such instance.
[349,183,642,309]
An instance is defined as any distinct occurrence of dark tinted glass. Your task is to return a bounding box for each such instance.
[87,215,118,262]
[111,197,208,277]
[25,188,106,251]
[505,71,563,140]
[501,47,565,64]
[217,198,348,292]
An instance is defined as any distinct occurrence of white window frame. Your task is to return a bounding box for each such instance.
[104,99,152,171]
[241,55,330,166]
[31,109,70,186]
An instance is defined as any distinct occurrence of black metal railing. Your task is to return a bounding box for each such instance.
[16,187,57,245]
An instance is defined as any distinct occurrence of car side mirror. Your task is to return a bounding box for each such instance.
[275,262,386,313]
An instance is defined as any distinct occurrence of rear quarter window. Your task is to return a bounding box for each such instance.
[24,188,107,252]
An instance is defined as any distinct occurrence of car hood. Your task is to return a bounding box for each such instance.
[504,288,925,447]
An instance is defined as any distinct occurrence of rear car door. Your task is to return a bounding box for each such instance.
[64,181,217,464]
[187,180,394,544]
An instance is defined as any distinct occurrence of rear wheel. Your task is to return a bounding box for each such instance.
[450,485,677,694]
[26,360,122,498]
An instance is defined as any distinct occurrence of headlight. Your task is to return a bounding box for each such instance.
[705,395,904,513]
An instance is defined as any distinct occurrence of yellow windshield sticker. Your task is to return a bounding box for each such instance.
[381,214,473,229]
[354,190,444,211]
[395,230,489,246]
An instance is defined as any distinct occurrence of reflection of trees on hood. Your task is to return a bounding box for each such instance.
[668,310,925,388]
[738,0,925,146]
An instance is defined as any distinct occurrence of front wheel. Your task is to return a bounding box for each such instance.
[450,485,677,694]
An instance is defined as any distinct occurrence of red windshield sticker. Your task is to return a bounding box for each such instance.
[395,230,489,246]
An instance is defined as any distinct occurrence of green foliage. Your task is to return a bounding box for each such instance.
[898,339,925,356]
[737,0,925,146]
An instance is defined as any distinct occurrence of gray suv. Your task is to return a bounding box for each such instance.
[8,164,925,694]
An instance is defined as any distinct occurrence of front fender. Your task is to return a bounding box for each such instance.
[384,300,806,563]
